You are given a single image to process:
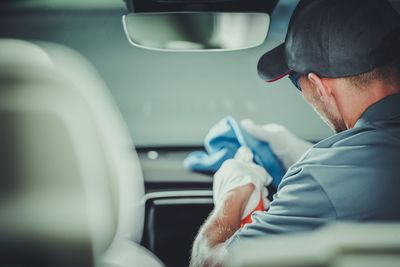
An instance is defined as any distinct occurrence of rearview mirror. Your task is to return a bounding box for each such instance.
[123,13,270,51]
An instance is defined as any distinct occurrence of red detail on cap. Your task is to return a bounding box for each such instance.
[265,70,293,83]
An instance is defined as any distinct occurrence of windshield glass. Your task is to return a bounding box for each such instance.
[0,0,331,147]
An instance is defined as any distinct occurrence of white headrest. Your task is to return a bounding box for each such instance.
[0,39,54,68]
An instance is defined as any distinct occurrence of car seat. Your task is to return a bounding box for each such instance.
[0,39,163,267]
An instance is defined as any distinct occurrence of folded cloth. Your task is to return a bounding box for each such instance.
[183,116,285,188]
[213,147,272,226]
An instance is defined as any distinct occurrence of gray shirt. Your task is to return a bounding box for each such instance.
[227,93,400,248]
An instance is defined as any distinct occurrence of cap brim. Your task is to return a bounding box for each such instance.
[257,43,291,82]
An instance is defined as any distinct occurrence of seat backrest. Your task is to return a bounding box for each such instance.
[0,39,155,266]
[35,41,146,244]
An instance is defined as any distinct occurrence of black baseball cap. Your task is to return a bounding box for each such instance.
[258,0,400,82]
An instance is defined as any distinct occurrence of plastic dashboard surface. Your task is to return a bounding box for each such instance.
[137,147,213,192]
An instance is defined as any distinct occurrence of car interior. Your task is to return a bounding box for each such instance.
[1,0,400,267]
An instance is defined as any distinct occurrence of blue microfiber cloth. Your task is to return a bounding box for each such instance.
[183,116,285,188]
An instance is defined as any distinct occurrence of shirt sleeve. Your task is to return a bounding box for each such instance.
[225,167,337,249]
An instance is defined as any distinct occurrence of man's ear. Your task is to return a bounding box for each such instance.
[307,73,332,103]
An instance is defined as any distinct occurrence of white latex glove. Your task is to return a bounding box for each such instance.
[241,119,313,170]
[213,146,272,221]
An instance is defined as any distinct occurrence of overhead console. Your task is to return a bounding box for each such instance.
[124,0,278,13]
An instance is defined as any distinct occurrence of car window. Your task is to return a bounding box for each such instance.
[0,0,331,147]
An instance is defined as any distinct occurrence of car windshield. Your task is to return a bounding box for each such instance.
[0,0,331,147]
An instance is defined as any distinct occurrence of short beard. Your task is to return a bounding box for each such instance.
[310,92,347,133]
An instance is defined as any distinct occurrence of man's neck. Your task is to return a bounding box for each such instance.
[340,82,400,129]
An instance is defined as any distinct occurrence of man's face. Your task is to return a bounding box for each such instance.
[299,77,347,133]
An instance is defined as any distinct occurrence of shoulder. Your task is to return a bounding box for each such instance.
[299,121,400,166]
[315,119,400,148]
[288,123,400,219]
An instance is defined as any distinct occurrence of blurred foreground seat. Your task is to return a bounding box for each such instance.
[226,223,400,267]
[0,39,163,267]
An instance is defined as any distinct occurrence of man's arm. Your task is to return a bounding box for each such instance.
[190,184,254,267]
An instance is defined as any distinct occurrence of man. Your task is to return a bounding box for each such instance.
[190,0,400,266]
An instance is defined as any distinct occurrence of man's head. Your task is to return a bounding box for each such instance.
[258,0,400,133]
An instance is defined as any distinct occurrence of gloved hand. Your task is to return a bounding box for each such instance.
[213,146,272,226]
[240,119,313,170]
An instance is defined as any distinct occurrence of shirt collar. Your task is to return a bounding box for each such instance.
[355,93,400,128]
